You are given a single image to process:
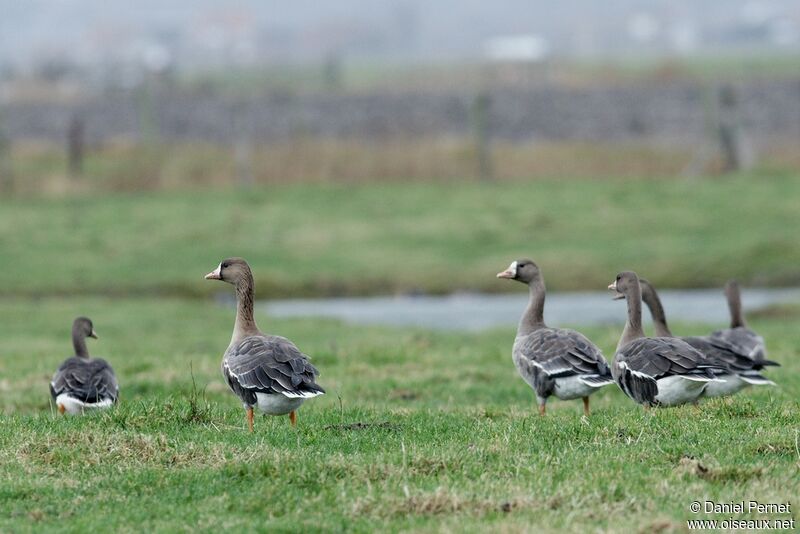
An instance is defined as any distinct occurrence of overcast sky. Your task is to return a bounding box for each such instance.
[1,0,798,68]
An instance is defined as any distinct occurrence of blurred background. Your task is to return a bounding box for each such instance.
[2,0,799,190]
[0,0,799,323]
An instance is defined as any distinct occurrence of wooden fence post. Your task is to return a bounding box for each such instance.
[232,100,254,189]
[471,92,493,182]
[67,114,84,178]
[717,84,755,173]
[0,124,10,194]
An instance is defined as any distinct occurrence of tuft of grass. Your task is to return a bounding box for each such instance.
[0,297,797,532]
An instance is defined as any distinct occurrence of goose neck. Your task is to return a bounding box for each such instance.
[232,272,260,343]
[642,287,672,337]
[518,278,546,336]
[617,285,645,351]
[726,284,746,328]
[72,330,89,359]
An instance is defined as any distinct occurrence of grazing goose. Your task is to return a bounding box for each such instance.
[497,260,613,416]
[707,280,778,368]
[205,257,324,432]
[638,279,774,397]
[50,317,118,414]
[609,272,724,407]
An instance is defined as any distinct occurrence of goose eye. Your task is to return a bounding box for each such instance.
[616,275,621,281]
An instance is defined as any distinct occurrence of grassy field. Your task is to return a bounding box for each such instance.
[0,297,797,532]
[174,55,800,94]
[8,138,800,195]
[8,140,704,193]
[2,173,799,298]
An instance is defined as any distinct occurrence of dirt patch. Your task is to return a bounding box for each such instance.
[324,421,399,431]
[674,455,710,477]
[359,491,535,517]
[674,455,763,482]
[388,389,418,401]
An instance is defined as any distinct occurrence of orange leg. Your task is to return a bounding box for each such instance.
[289,411,297,427]
[582,397,590,417]
[538,404,546,416]
[246,407,254,433]
[58,404,66,415]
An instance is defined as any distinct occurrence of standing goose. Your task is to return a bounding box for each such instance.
[609,272,724,407]
[205,258,324,432]
[497,260,613,416]
[707,280,778,368]
[638,279,774,397]
[50,317,118,414]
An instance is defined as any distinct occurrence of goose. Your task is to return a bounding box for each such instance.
[497,260,613,416]
[638,278,774,397]
[50,317,118,414]
[707,280,778,368]
[205,257,324,432]
[609,271,725,407]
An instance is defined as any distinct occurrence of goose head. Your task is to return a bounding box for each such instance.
[72,316,98,340]
[608,271,639,300]
[496,259,541,285]
[205,257,252,286]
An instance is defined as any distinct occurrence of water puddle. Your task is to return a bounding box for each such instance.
[259,288,800,331]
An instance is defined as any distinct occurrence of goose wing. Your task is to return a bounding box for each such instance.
[708,327,775,367]
[682,336,758,372]
[617,337,721,378]
[50,357,119,404]
[614,337,721,404]
[223,335,325,403]
[515,328,611,379]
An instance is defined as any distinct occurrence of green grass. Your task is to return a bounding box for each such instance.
[174,55,800,95]
[2,173,799,297]
[0,297,797,532]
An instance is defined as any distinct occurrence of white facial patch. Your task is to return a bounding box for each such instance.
[508,261,518,277]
